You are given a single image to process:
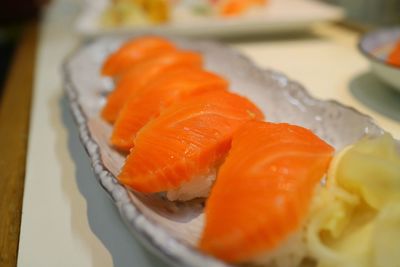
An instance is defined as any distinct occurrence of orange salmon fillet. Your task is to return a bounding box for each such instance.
[101,50,203,123]
[111,68,229,152]
[388,40,400,67]
[101,36,176,76]
[199,121,334,262]
[219,0,267,16]
[118,91,264,193]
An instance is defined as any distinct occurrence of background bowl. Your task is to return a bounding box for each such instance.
[359,27,400,92]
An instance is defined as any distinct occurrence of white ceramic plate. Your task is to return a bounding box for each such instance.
[359,27,400,92]
[76,0,344,37]
[62,36,384,267]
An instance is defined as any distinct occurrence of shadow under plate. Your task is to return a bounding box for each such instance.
[349,71,400,123]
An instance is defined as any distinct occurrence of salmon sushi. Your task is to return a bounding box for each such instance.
[199,121,334,265]
[111,68,229,152]
[101,36,176,76]
[101,50,203,123]
[118,91,264,201]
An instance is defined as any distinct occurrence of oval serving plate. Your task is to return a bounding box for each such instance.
[62,36,384,267]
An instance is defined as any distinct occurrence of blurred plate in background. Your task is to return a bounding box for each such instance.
[76,0,344,37]
[359,27,400,92]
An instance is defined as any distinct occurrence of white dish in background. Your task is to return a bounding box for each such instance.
[359,27,400,92]
[76,0,344,37]
[62,36,386,267]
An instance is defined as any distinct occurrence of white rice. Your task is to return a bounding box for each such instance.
[166,168,217,201]
[249,229,308,267]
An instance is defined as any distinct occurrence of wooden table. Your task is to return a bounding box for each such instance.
[0,21,37,267]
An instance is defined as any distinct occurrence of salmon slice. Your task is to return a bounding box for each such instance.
[111,68,229,152]
[101,50,203,123]
[118,91,264,194]
[199,121,334,263]
[219,0,267,16]
[101,36,176,76]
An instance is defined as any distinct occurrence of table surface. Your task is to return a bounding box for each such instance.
[0,21,37,267]
[1,0,399,267]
